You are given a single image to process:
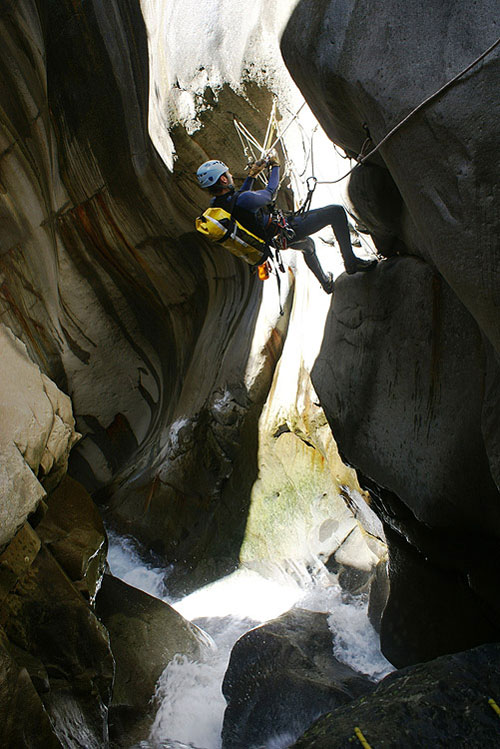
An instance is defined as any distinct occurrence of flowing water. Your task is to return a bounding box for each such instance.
[107,532,393,749]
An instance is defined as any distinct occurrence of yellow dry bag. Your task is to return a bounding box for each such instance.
[195,206,267,266]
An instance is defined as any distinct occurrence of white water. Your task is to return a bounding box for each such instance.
[107,533,393,749]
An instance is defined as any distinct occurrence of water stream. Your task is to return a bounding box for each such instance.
[107,532,393,749]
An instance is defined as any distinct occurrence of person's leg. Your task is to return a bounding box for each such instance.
[289,236,334,293]
[289,206,376,274]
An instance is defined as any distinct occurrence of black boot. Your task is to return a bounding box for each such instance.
[345,257,378,275]
[300,240,335,294]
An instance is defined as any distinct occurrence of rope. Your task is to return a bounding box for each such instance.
[354,726,372,749]
[266,101,307,155]
[261,98,277,157]
[312,34,500,186]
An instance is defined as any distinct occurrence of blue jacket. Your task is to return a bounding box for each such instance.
[211,166,280,239]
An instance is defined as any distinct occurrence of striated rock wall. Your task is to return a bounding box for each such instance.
[0,0,282,578]
[0,0,388,742]
[282,0,500,665]
[0,0,382,594]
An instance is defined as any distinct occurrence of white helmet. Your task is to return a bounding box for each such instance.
[196,160,228,188]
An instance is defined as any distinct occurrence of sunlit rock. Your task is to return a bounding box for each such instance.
[0,325,79,548]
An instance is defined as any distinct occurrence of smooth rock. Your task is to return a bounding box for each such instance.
[282,0,500,353]
[312,256,500,663]
[96,574,211,745]
[221,608,373,749]
[36,475,107,600]
[367,557,389,634]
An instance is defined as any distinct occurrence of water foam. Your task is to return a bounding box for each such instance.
[107,534,393,749]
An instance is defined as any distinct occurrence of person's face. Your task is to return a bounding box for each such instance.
[221,171,234,188]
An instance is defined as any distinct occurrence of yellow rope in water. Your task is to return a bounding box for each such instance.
[354,727,372,749]
[489,698,500,717]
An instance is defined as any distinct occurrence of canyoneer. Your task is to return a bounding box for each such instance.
[195,156,377,294]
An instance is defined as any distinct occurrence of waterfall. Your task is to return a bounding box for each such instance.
[108,532,393,749]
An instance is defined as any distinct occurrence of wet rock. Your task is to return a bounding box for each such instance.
[96,574,211,745]
[221,608,373,749]
[312,257,500,664]
[0,626,62,748]
[367,558,389,634]
[380,527,499,669]
[0,541,114,748]
[36,475,107,600]
[293,643,500,748]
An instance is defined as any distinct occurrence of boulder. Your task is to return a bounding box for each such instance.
[282,0,500,353]
[221,608,373,749]
[0,537,114,748]
[96,574,211,745]
[0,324,79,549]
[293,643,500,748]
[311,257,500,664]
[36,475,107,601]
[282,0,500,666]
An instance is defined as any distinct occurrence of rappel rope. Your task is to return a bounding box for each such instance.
[229,34,499,308]
[308,33,500,188]
[235,34,499,195]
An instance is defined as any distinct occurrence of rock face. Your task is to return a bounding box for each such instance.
[282,0,500,664]
[293,643,500,748]
[96,574,211,745]
[36,475,108,600]
[221,608,373,749]
[0,0,381,597]
[0,325,79,548]
[0,523,114,748]
[0,1,388,743]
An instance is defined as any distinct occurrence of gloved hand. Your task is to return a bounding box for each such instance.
[266,151,280,168]
[247,159,267,178]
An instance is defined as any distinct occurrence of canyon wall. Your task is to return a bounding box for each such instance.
[0,1,382,742]
[282,0,500,666]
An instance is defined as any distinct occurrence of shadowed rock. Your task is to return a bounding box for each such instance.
[96,574,211,745]
[221,609,373,749]
[282,0,500,665]
[293,643,500,748]
[0,539,114,748]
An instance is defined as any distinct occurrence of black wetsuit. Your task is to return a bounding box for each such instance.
[212,166,373,289]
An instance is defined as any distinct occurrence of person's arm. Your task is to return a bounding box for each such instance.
[239,175,255,193]
[237,166,280,209]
